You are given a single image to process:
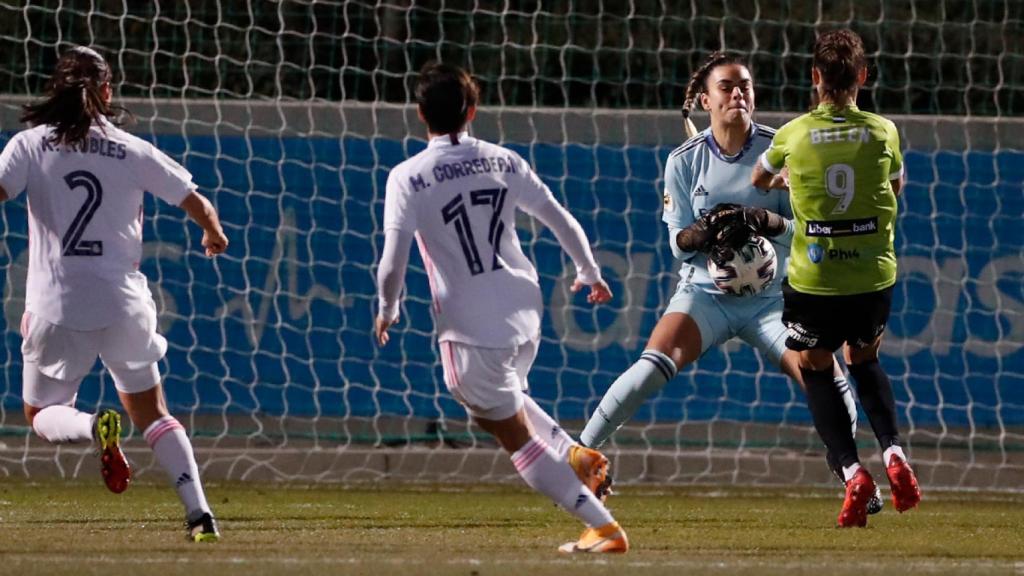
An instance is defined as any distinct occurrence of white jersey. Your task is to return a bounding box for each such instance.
[384,133,594,348]
[0,119,196,330]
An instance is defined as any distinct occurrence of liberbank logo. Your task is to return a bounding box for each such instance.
[806,217,878,237]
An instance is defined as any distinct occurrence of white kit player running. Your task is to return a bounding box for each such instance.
[375,62,627,554]
[0,47,227,542]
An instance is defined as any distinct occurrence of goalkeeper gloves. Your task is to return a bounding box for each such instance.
[674,202,787,265]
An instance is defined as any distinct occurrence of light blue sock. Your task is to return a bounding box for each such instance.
[580,349,677,448]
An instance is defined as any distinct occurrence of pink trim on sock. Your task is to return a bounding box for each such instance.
[144,416,184,448]
[512,439,547,471]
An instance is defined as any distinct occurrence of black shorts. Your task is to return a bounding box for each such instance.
[781,278,893,353]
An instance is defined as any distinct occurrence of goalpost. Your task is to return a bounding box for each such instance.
[0,1,1020,491]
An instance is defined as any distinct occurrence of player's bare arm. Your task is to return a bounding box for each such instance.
[892,173,904,198]
[751,161,787,190]
[0,184,7,202]
[180,192,228,256]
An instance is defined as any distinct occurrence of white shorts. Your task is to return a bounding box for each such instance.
[439,338,538,421]
[21,300,167,407]
[663,283,789,366]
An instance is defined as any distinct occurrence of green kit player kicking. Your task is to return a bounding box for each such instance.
[752,29,921,528]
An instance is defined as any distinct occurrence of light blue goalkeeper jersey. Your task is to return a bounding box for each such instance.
[662,123,794,298]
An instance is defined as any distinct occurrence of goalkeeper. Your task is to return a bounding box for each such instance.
[580,53,875,509]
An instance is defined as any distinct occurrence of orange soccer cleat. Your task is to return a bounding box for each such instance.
[568,444,612,501]
[558,521,629,554]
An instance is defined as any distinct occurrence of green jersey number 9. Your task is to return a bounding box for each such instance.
[825,163,855,214]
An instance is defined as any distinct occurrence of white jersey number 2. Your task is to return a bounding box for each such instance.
[62,170,104,256]
[441,187,508,276]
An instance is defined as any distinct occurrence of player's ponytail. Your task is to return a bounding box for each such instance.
[813,29,867,105]
[415,62,480,139]
[21,46,129,148]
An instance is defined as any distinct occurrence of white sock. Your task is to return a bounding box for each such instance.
[511,436,614,528]
[31,405,95,444]
[521,395,575,458]
[143,416,211,518]
[883,445,907,465]
[580,349,676,448]
[842,462,862,482]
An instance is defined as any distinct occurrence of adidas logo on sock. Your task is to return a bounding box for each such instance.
[176,472,193,488]
[575,491,588,509]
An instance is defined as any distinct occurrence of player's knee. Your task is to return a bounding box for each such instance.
[798,349,834,372]
[846,345,881,365]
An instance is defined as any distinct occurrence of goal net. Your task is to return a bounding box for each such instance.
[0,1,1020,491]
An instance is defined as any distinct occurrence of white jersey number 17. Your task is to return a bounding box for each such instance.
[441,187,508,276]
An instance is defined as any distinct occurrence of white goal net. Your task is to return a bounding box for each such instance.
[0,1,1020,491]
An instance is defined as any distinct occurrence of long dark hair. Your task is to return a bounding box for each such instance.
[813,29,867,102]
[681,52,749,119]
[21,46,129,147]
[415,62,479,136]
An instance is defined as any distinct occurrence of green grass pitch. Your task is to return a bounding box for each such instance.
[1,479,1021,575]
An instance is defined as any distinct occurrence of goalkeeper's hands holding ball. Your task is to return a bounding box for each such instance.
[676,202,787,265]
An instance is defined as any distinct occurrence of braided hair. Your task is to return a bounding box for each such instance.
[21,46,129,148]
[681,52,749,121]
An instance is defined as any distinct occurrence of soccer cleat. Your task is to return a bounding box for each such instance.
[186,512,221,542]
[837,467,876,528]
[558,521,629,554]
[95,409,130,494]
[836,464,883,515]
[866,483,885,515]
[568,444,612,501]
[885,454,922,512]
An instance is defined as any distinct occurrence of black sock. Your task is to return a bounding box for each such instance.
[825,450,843,484]
[801,367,860,469]
[848,360,901,449]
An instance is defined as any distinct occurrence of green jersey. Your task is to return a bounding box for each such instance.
[760,103,903,296]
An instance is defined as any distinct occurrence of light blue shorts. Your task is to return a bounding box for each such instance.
[662,282,788,365]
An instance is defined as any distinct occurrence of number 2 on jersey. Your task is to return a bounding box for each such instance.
[441,187,508,276]
[62,170,104,256]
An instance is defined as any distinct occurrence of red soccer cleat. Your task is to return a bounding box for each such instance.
[838,467,876,528]
[886,454,922,512]
[96,409,131,494]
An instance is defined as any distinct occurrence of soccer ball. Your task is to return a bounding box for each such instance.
[707,235,777,296]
